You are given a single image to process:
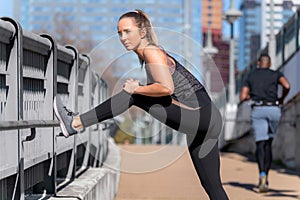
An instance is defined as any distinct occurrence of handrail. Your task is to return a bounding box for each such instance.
[0,120,59,131]
[0,16,117,200]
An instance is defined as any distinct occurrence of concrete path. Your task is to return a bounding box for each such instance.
[115,145,300,200]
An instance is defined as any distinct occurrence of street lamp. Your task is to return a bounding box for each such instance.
[203,0,218,93]
[224,0,242,104]
[203,28,218,92]
[222,0,242,142]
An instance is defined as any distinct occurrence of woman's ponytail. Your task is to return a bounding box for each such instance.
[134,9,158,45]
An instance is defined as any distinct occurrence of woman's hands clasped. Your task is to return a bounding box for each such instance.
[123,78,140,94]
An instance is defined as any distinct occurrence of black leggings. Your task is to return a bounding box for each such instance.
[80,90,228,200]
[256,139,273,176]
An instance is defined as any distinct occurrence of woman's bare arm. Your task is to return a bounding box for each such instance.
[132,46,175,96]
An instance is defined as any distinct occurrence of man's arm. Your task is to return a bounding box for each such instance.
[278,76,290,104]
[240,86,250,102]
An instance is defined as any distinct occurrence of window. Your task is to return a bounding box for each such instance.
[81,0,106,3]
[283,1,293,10]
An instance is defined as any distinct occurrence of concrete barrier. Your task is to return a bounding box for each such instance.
[52,168,118,200]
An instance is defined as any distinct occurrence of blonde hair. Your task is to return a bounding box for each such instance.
[118,9,158,45]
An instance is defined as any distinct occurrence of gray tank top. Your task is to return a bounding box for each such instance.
[169,55,211,108]
[142,45,211,108]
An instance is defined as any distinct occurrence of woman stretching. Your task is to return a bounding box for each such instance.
[54,9,229,200]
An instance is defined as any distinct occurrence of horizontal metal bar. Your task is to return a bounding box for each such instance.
[56,178,72,191]
[0,120,60,131]
[0,19,15,43]
[23,30,51,55]
[57,44,75,64]
[0,165,18,180]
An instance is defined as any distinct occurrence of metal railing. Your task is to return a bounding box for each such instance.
[0,17,117,200]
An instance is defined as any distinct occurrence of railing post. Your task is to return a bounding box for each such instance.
[296,10,299,50]
[1,17,24,200]
[282,26,286,63]
[81,54,92,169]
[40,33,58,195]
[65,45,78,180]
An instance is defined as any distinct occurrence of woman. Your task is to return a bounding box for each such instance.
[54,9,229,200]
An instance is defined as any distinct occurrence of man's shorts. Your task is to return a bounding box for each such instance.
[251,106,281,142]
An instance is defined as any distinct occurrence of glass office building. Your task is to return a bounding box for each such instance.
[13,0,203,79]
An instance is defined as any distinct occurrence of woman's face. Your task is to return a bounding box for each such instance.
[118,17,143,51]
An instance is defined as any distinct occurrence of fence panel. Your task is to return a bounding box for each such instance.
[0,17,119,200]
[0,19,19,182]
[22,31,53,170]
[284,16,297,61]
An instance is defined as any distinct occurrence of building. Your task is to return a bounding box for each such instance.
[261,0,300,47]
[13,0,203,80]
[238,0,300,71]
[238,0,261,71]
[202,0,223,33]
[202,0,229,93]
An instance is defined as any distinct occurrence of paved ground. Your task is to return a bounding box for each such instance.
[115,145,300,200]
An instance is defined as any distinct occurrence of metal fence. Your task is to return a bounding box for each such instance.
[0,17,119,200]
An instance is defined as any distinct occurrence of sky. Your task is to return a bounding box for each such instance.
[0,0,241,38]
[0,0,13,18]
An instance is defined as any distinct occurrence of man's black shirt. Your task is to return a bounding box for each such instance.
[243,68,284,101]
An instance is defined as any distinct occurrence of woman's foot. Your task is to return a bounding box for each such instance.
[53,96,78,138]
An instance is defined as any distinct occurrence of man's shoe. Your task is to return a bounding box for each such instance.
[53,96,78,138]
[258,175,268,193]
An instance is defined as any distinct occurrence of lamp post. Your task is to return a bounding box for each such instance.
[203,28,218,92]
[224,0,242,104]
[222,0,242,142]
[203,0,218,92]
[269,0,276,70]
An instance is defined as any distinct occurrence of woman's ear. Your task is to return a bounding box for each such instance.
[140,27,147,38]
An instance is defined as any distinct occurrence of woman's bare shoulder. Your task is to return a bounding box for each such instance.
[143,45,166,62]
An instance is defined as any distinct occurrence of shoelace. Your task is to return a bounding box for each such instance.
[63,106,78,116]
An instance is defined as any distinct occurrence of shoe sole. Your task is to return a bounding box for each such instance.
[53,97,70,138]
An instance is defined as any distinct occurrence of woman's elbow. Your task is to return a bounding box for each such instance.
[161,87,173,96]
[166,85,174,95]
[155,82,174,96]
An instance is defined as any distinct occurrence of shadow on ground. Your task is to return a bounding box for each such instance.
[224,181,300,199]
[225,151,300,178]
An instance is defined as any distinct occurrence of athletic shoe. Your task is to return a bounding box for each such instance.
[53,96,78,138]
[258,175,269,193]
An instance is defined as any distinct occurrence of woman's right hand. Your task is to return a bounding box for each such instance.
[123,78,140,94]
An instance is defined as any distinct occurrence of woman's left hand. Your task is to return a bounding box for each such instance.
[123,78,140,94]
